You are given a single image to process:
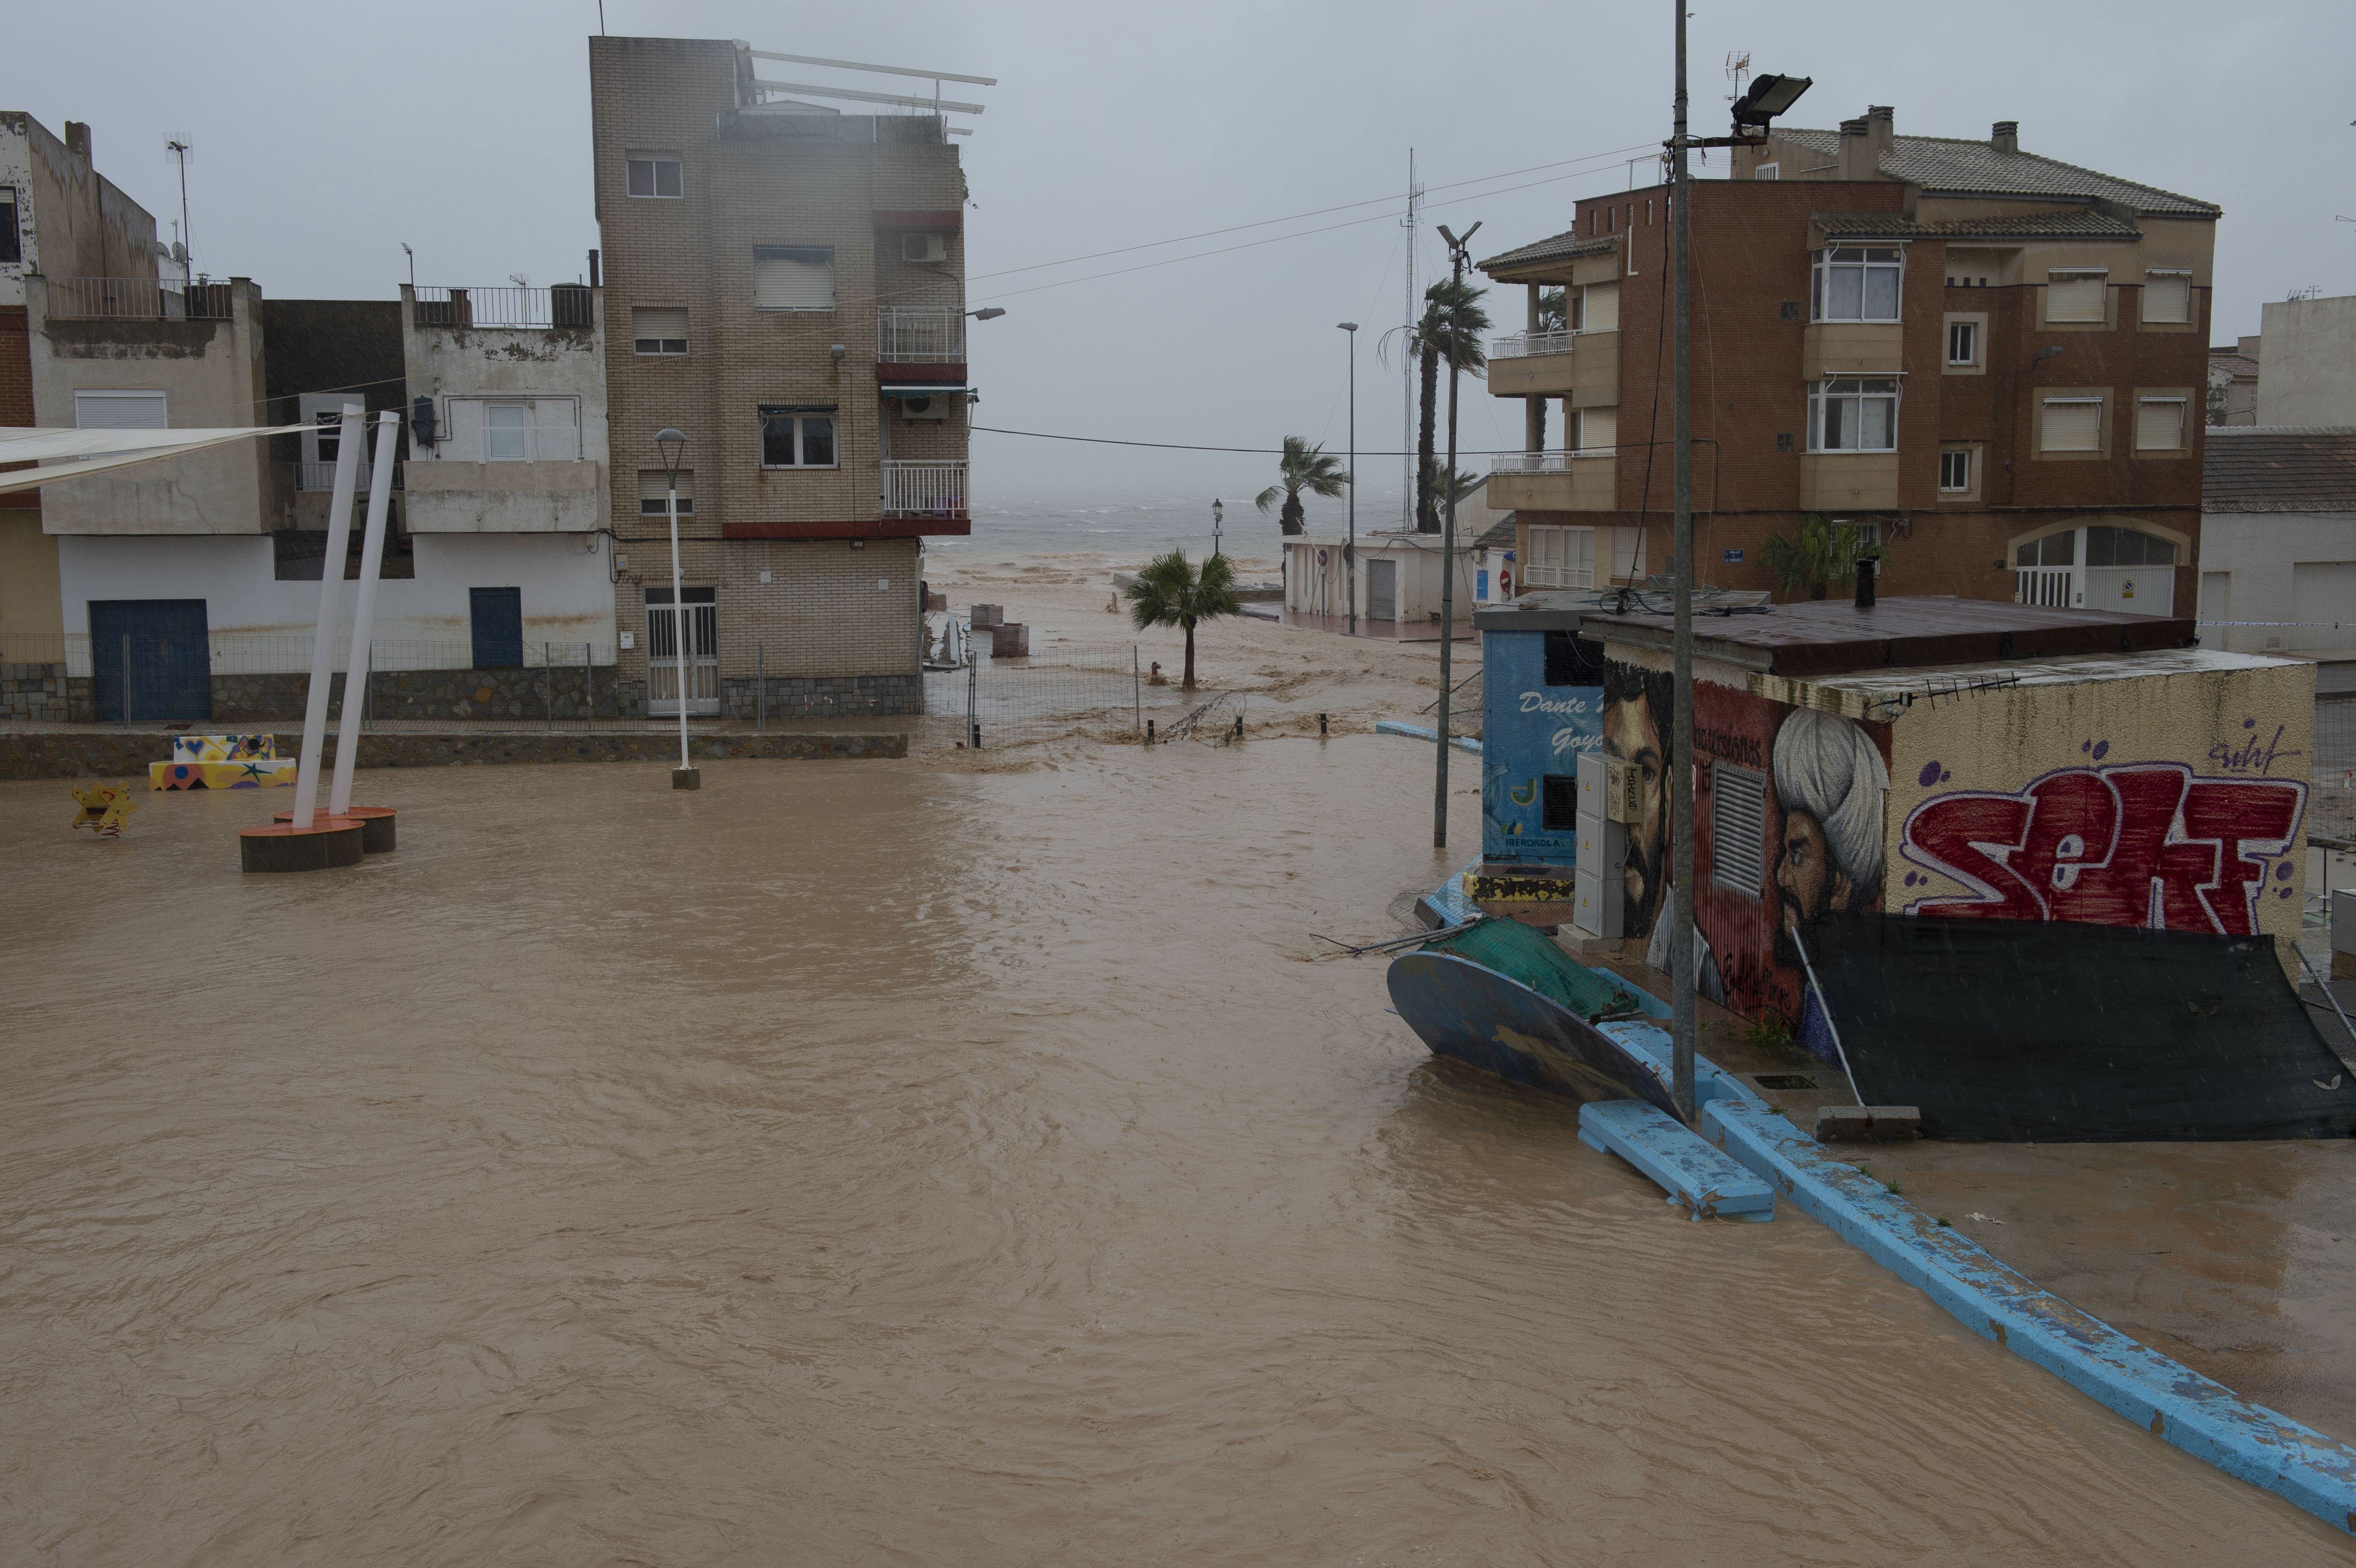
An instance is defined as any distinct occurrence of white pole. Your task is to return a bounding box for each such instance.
[669,476,689,771]
[330,411,398,815]
[291,404,364,831]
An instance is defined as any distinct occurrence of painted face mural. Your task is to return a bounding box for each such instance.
[1601,660,1673,940]
[1770,707,1890,968]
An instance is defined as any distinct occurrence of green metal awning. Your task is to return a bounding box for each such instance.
[879,383,967,398]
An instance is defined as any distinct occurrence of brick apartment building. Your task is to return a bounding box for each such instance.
[588,36,972,718]
[1480,107,2217,617]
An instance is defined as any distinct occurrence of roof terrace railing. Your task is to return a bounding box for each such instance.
[43,277,234,322]
[413,285,595,331]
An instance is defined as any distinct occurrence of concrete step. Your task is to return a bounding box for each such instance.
[1577,1098,1775,1222]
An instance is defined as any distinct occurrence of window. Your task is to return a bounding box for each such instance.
[2143,270,2192,325]
[625,156,682,198]
[1572,406,1617,452]
[1543,629,1603,686]
[2086,526,2175,567]
[1946,319,1978,366]
[760,406,838,469]
[1850,520,1882,553]
[753,245,835,311]
[485,402,530,461]
[1812,246,1903,322]
[638,467,694,516]
[2046,268,2108,323]
[1524,525,1595,589]
[73,390,169,429]
[1541,775,1579,831]
[1939,448,1973,492]
[1807,378,1899,452]
[444,397,579,462]
[632,306,688,355]
[2017,531,2076,568]
[1753,162,1779,181]
[1709,763,1768,897]
[2040,396,2103,452]
[0,190,18,265]
[2135,396,2187,452]
[314,411,341,464]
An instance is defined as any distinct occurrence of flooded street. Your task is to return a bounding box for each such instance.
[2,741,2347,1564]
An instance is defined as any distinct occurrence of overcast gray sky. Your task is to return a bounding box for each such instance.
[14,0,2352,508]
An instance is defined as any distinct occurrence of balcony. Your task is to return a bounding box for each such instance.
[1489,328,1617,404]
[412,285,594,330]
[1797,452,1899,510]
[876,307,966,363]
[1801,321,1903,378]
[294,461,403,492]
[1487,449,1617,512]
[42,277,234,321]
[404,457,602,533]
[882,459,969,520]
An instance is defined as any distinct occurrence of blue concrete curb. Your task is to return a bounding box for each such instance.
[1414,857,1481,929]
[1703,1097,2356,1534]
[1579,1099,1773,1221]
[1374,720,1483,755]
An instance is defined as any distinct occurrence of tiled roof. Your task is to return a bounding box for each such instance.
[1476,231,1616,274]
[1477,514,1518,552]
[2204,428,2356,512]
[1813,209,2142,241]
[1773,129,2219,217]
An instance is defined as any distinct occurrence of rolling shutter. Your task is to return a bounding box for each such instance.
[753,246,835,310]
[2142,272,2192,325]
[1709,763,1768,896]
[2045,270,2107,323]
[2135,398,2186,452]
[2041,398,2102,452]
[73,390,168,429]
[632,307,688,353]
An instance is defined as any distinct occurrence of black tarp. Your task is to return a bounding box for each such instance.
[1808,914,2356,1141]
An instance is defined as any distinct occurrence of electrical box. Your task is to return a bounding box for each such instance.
[901,232,948,264]
[1579,750,1641,824]
[619,631,635,650]
[1576,816,1630,880]
[1573,867,1623,939]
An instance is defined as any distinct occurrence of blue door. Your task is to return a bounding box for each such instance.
[89,600,210,721]
[470,587,523,669]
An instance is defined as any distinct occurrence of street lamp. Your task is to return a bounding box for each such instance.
[656,427,696,791]
[1211,497,1224,559]
[967,306,1007,321]
[1338,322,1359,635]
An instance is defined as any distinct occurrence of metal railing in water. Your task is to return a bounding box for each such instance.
[412,285,595,330]
[43,277,234,321]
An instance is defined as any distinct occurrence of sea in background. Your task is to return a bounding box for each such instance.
[931,488,1411,568]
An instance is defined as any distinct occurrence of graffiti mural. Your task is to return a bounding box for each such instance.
[1900,763,2306,936]
[1482,627,1602,864]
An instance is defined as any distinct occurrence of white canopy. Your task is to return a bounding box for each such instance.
[0,424,307,494]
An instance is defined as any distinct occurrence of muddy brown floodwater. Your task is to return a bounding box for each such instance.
[2,741,2349,1565]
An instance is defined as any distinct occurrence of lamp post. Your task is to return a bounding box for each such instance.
[657,427,696,791]
[1211,497,1224,559]
[1432,222,1479,851]
[1338,321,1358,635]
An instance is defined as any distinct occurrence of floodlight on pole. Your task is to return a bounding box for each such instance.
[656,427,697,790]
[1339,322,1359,635]
[1731,72,1812,137]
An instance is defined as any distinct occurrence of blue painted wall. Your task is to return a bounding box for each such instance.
[1480,625,1601,865]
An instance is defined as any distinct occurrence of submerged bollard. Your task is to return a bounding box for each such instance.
[1232,715,1244,741]
[1318,712,1329,737]
[1146,719,1155,745]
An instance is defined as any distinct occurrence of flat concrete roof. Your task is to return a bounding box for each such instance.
[1581,595,2196,677]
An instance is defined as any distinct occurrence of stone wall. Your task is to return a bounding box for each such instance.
[0,661,68,722]
[202,665,631,723]
[1,728,905,780]
[722,671,924,720]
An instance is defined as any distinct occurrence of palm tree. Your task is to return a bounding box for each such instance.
[1399,278,1490,533]
[1124,548,1242,690]
[1422,459,1484,513]
[1254,435,1348,536]
[1759,513,1874,600]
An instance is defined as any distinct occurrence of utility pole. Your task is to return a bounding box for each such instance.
[166,138,193,282]
[1339,321,1359,635]
[1401,149,1419,531]
[1669,0,1697,1123]
[1433,221,1479,850]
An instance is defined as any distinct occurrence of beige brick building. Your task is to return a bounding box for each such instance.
[588,36,972,718]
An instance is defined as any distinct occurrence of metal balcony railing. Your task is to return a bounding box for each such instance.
[413,285,594,330]
[294,461,404,492]
[1490,448,1611,473]
[882,459,968,518]
[876,307,966,362]
[44,277,234,321]
[1489,328,1579,359]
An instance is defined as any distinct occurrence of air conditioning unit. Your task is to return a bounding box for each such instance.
[901,232,948,264]
[900,395,950,421]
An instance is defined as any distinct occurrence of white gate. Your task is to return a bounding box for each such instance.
[646,590,719,716]
[2015,566,2075,608]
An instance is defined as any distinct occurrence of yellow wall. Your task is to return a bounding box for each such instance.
[0,512,63,657]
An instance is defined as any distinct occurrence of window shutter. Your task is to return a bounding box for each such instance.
[1709,764,1768,896]
[2046,271,2107,323]
[639,468,691,508]
[2042,399,2102,452]
[1577,408,1616,452]
[1581,283,1619,333]
[2143,273,2191,324]
[72,390,168,429]
[2135,398,2185,451]
[753,246,835,310]
[632,307,688,349]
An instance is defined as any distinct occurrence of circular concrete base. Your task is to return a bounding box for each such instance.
[276,805,396,853]
[239,819,364,873]
[672,767,701,790]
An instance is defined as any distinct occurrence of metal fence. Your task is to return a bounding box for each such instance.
[956,635,1146,748]
[412,285,593,330]
[43,276,234,321]
[2313,697,2356,841]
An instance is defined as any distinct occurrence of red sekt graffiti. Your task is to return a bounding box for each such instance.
[1900,764,2306,936]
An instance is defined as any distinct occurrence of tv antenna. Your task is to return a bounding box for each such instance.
[165,136,194,281]
[1724,50,1752,102]
[509,272,531,289]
